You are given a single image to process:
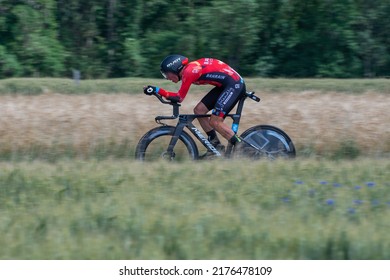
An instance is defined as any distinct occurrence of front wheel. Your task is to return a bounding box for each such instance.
[135,126,199,161]
[238,125,296,159]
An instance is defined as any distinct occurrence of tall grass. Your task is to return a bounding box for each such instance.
[0,77,389,95]
[0,159,389,259]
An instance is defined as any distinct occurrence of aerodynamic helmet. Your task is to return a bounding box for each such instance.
[160,54,189,79]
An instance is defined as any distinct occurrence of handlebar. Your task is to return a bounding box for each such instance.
[152,93,181,120]
[153,92,181,106]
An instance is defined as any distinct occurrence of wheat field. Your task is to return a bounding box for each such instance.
[0,90,389,158]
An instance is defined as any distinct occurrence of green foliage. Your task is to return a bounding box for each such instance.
[0,1,66,77]
[0,159,389,259]
[259,0,361,77]
[0,0,390,78]
[0,45,22,77]
[193,0,260,73]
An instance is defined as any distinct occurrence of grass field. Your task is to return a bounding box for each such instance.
[0,159,389,259]
[0,78,389,259]
[1,77,389,95]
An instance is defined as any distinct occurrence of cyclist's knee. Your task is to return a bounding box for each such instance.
[194,102,208,114]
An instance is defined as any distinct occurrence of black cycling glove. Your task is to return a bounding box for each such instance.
[143,85,159,95]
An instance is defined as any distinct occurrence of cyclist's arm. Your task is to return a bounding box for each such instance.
[157,63,201,102]
[157,81,190,102]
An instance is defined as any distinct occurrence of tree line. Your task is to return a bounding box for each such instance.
[0,0,389,79]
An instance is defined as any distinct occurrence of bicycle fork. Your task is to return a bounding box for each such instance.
[165,122,184,159]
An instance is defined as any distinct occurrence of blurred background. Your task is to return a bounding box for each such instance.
[0,0,389,79]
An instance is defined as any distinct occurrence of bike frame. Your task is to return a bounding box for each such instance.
[153,91,260,158]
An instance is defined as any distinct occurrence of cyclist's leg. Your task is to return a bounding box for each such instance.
[210,82,246,143]
[194,102,213,133]
[209,114,234,139]
[194,87,222,143]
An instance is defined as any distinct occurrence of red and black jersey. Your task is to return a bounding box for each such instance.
[158,58,242,102]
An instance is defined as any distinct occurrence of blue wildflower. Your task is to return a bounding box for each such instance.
[354,185,362,190]
[333,183,342,188]
[319,181,328,185]
[326,199,335,206]
[295,180,304,185]
[282,197,290,203]
[353,199,363,205]
[366,182,376,187]
[347,207,356,214]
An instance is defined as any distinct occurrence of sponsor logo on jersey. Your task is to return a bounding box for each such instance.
[205,74,226,80]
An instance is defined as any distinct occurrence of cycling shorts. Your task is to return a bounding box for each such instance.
[200,79,246,118]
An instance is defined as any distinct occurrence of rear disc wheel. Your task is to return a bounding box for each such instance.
[238,125,296,159]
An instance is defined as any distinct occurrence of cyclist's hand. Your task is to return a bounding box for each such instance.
[143,85,158,95]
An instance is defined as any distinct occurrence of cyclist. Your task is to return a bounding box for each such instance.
[143,54,245,156]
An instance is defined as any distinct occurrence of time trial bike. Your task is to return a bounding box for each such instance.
[135,91,296,161]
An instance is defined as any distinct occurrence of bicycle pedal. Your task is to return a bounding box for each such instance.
[199,144,225,160]
[215,144,225,152]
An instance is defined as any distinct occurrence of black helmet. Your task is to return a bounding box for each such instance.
[160,54,189,79]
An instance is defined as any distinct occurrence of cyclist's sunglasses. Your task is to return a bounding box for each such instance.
[161,71,178,80]
[160,70,168,79]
